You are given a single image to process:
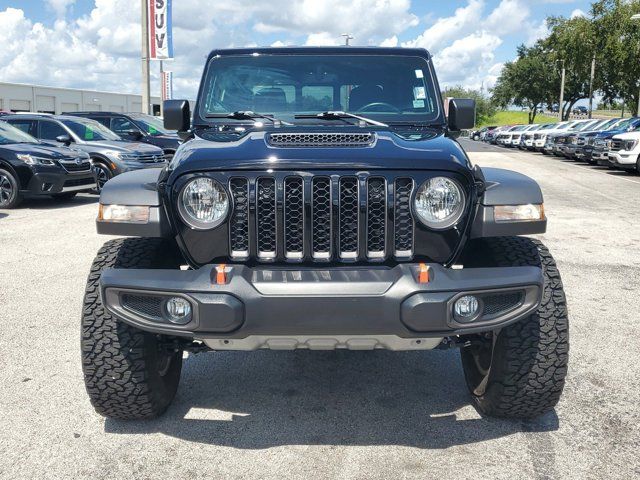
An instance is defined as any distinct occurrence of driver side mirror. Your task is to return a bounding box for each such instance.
[56,134,72,146]
[164,100,190,133]
[447,98,476,131]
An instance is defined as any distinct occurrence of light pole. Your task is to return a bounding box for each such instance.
[559,59,566,120]
[141,0,151,114]
[631,14,640,115]
[588,55,596,119]
[341,33,354,46]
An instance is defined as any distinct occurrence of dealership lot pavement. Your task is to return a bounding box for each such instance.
[1,140,639,479]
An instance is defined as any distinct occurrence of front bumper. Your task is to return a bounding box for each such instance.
[100,263,543,350]
[24,168,96,194]
[592,149,610,165]
[607,152,637,169]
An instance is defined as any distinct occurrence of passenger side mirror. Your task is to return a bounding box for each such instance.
[447,98,476,131]
[164,100,190,133]
[56,134,72,145]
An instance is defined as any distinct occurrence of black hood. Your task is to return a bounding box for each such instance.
[168,126,472,182]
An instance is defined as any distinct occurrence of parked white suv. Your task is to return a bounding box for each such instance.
[607,132,640,173]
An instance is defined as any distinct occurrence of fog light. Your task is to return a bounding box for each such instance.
[454,295,480,322]
[165,297,192,324]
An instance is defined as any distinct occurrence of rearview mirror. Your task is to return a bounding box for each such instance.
[56,134,72,145]
[164,100,190,132]
[447,98,476,131]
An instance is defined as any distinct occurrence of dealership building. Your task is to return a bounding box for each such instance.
[0,82,162,115]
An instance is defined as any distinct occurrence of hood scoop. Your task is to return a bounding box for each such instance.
[266,132,375,148]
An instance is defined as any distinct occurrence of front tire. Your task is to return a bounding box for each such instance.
[81,238,184,420]
[93,162,112,193]
[0,168,22,209]
[460,237,569,419]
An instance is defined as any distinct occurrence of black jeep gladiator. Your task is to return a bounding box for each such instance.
[82,47,568,420]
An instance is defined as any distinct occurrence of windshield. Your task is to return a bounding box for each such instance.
[61,118,121,141]
[0,121,39,144]
[198,54,440,124]
[609,118,635,131]
[130,114,173,136]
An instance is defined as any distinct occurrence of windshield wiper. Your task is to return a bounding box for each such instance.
[294,111,388,127]
[205,111,293,126]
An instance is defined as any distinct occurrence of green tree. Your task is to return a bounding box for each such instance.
[443,86,496,125]
[591,0,640,115]
[543,15,601,120]
[491,45,555,123]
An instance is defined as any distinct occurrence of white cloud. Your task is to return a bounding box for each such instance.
[380,36,399,47]
[485,0,531,36]
[435,32,503,88]
[46,0,76,18]
[570,9,587,19]
[403,0,484,52]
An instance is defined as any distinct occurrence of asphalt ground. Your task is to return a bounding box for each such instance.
[0,140,639,479]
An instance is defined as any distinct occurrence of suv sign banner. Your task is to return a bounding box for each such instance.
[148,0,173,60]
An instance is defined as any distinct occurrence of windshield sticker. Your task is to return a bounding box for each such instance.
[413,86,426,100]
[149,126,158,134]
[413,99,425,108]
[415,69,424,79]
[85,128,94,140]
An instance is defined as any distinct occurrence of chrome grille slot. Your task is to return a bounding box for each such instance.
[311,177,332,259]
[338,177,359,259]
[256,178,277,259]
[229,178,249,258]
[366,178,386,258]
[394,178,414,257]
[284,177,304,259]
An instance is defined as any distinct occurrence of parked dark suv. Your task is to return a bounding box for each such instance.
[65,112,180,158]
[83,47,569,421]
[0,121,95,208]
[4,114,167,191]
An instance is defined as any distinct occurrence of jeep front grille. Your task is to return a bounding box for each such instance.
[227,174,415,262]
[267,132,375,148]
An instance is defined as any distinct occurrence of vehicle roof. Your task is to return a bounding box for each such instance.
[207,46,432,60]
[4,113,103,121]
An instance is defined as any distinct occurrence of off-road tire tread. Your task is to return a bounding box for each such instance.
[81,238,183,420]
[462,236,569,418]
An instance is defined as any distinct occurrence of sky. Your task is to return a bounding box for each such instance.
[0,0,594,100]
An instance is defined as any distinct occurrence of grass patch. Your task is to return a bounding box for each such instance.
[479,111,559,127]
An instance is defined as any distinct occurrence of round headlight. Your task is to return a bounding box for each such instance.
[414,177,465,229]
[178,177,229,230]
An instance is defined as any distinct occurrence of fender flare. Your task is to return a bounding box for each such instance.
[471,167,546,238]
[97,168,171,237]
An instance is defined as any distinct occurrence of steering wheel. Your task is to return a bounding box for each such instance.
[356,102,401,113]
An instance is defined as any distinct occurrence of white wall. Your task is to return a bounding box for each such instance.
[0,82,161,115]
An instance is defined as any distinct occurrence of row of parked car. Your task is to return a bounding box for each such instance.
[0,112,180,209]
[471,117,640,174]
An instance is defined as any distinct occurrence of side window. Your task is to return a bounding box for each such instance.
[39,121,68,140]
[7,120,35,136]
[90,117,110,128]
[111,117,135,134]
